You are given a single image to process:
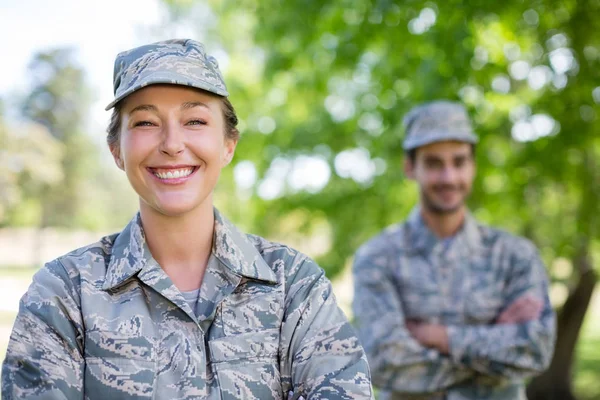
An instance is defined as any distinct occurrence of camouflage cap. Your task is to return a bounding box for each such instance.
[402,100,478,151]
[105,39,229,110]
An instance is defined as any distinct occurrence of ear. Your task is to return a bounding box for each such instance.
[221,137,238,167]
[110,144,125,171]
[404,157,415,180]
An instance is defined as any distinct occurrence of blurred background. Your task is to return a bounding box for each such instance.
[0,0,599,398]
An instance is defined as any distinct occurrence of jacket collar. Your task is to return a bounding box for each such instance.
[103,208,276,291]
[404,206,482,254]
[211,209,277,284]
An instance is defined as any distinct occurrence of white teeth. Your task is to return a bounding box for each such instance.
[153,168,194,180]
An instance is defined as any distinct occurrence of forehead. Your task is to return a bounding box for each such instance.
[122,84,221,110]
[416,141,472,159]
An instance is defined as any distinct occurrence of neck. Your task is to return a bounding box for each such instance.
[139,198,214,290]
[420,205,466,239]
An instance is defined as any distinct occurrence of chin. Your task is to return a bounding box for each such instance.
[426,200,464,215]
[143,195,209,218]
[438,205,464,215]
[155,205,197,217]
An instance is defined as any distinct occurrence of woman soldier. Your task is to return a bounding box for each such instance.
[2,39,373,400]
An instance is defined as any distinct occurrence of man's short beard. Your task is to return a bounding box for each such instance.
[421,189,466,215]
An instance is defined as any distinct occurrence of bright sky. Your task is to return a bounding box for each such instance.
[0,0,198,134]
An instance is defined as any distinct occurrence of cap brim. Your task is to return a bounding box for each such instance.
[105,72,229,111]
[403,131,479,151]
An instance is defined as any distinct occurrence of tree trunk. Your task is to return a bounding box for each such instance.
[526,252,597,400]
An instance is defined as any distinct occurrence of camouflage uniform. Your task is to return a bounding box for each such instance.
[3,209,373,399]
[353,101,555,399]
[353,208,555,400]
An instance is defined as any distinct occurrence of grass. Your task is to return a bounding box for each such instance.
[0,266,38,280]
[0,266,36,365]
[574,337,600,399]
[0,311,16,326]
[574,313,600,400]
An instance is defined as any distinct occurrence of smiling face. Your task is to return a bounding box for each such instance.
[111,84,237,218]
[404,141,475,215]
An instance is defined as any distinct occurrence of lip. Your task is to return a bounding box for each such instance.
[146,165,199,185]
[149,164,198,169]
[435,188,460,194]
[437,189,459,196]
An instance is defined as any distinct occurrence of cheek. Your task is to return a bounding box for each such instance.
[419,171,441,186]
[460,167,476,185]
[120,134,151,164]
[193,135,227,161]
[119,133,134,159]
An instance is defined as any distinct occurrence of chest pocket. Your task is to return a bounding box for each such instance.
[465,257,504,323]
[396,254,441,320]
[219,279,283,336]
[84,328,156,399]
[209,329,282,400]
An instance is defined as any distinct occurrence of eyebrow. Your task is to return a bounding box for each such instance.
[128,104,158,115]
[181,101,211,111]
[423,153,470,163]
[127,101,211,115]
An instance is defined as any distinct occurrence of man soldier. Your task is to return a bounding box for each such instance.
[352,100,556,400]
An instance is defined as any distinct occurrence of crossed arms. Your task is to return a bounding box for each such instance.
[406,293,546,354]
[352,243,556,394]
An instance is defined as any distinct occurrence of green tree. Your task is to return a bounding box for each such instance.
[20,48,97,229]
[163,1,599,397]
[2,49,137,233]
[0,100,63,227]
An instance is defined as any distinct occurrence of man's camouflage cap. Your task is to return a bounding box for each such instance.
[105,39,228,110]
[402,100,479,151]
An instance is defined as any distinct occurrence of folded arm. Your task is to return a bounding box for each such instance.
[352,245,474,393]
[446,245,556,379]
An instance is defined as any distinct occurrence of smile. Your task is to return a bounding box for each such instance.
[148,166,198,181]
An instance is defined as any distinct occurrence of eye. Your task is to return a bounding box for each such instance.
[425,159,442,169]
[186,119,207,126]
[133,120,156,127]
[454,157,468,168]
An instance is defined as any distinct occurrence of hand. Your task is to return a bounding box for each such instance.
[406,320,449,354]
[496,294,543,324]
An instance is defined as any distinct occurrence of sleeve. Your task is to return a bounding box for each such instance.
[1,259,84,400]
[446,242,556,379]
[352,242,474,394]
[280,255,374,400]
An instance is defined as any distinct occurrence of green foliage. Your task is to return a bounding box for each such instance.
[162,0,599,279]
[2,48,138,231]
[19,48,95,228]
[0,112,63,226]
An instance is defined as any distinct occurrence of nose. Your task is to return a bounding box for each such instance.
[440,166,457,183]
[159,122,185,156]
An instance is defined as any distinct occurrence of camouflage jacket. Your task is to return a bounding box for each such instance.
[2,209,373,399]
[352,208,555,400]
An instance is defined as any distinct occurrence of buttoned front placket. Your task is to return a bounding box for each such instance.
[432,241,454,325]
[137,254,244,399]
[135,257,209,398]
